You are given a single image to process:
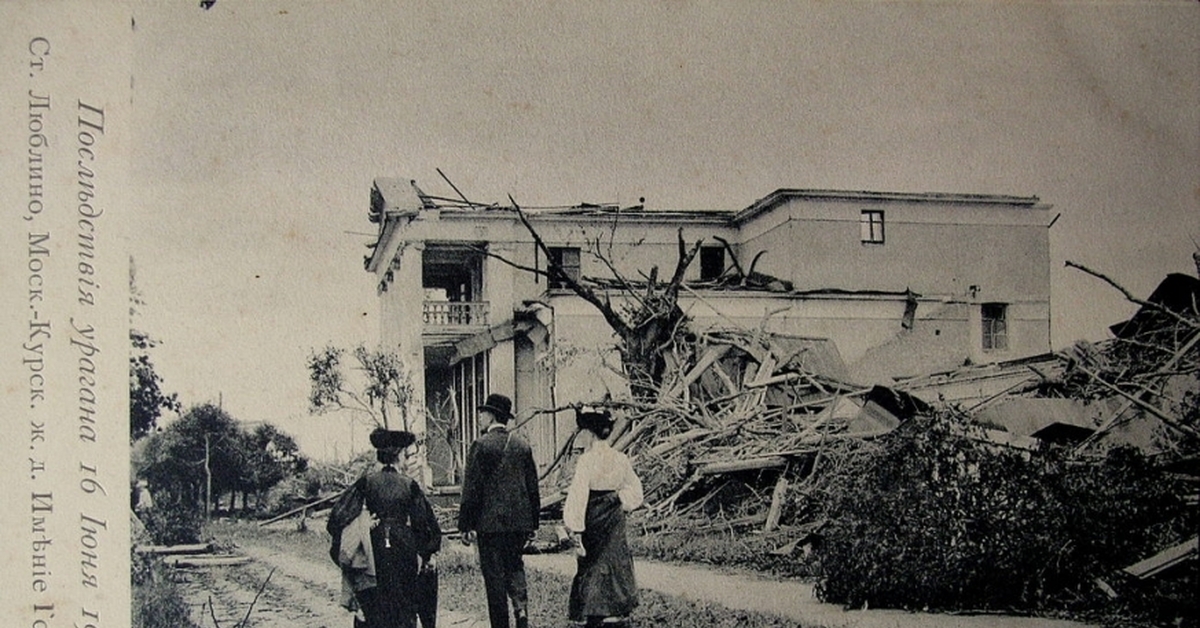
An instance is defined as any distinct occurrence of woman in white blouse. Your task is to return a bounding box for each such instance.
[563,406,644,627]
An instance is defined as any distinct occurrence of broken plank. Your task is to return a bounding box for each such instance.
[162,554,252,568]
[697,456,787,475]
[660,344,733,401]
[259,490,345,526]
[646,428,712,457]
[763,472,790,532]
[135,542,214,555]
[1123,537,1198,579]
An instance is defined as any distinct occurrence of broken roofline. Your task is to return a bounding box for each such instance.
[370,178,1045,225]
[366,178,1048,270]
[735,188,1046,224]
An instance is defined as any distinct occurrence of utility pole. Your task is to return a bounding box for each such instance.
[204,432,212,523]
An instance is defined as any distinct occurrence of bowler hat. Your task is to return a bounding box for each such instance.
[575,406,614,434]
[369,428,416,451]
[478,393,514,421]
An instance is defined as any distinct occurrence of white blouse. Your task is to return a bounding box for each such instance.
[563,440,644,532]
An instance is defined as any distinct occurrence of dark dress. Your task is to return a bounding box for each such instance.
[329,466,442,628]
[568,491,638,622]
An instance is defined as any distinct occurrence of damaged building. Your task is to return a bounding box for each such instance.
[362,178,1054,487]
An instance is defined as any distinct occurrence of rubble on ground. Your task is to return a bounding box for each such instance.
[534,268,1199,580]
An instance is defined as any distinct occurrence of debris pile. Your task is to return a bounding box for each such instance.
[539,328,913,548]
[538,266,1199,587]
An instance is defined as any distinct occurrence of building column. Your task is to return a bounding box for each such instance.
[388,242,432,484]
[485,243,517,412]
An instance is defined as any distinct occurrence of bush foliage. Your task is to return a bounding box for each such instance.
[813,412,1196,623]
[132,551,199,628]
[139,499,204,546]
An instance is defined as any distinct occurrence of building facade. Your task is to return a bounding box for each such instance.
[364,178,1053,486]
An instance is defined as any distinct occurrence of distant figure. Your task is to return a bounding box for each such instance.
[133,479,154,512]
[564,407,644,627]
[458,393,541,628]
[328,428,442,628]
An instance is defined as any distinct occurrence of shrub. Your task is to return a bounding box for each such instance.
[630,526,818,578]
[139,500,203,546]
[813,412,1195,621]
[131,550,199,628]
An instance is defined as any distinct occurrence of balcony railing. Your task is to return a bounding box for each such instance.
[423,301,489,327]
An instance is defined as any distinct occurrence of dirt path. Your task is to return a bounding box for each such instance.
[176,541,486,628]
[519,550,1102,628]
[177,530,1099,628]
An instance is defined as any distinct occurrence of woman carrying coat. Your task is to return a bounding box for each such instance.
[563,407,645,627]
[328,428,442,628]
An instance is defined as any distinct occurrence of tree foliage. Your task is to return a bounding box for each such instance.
[814,412,1196,622]
[130,330,181,440]
[133,403,306,517]
[307,344,416,430]
[129,259,180,440]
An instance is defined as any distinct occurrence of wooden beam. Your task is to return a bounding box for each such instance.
[697,456,787,475]
[259,490,345,526]
[763,472,790,532]
[660,344,733,401]
[162,555,252,568]
[135,543,214,555]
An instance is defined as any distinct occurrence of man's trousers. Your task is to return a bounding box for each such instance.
[476,532,530,628]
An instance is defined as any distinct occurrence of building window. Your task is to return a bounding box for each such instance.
[700,246,725,281]
[982,303,1008,351]
[547,247,581,289]
[860,210,885,244]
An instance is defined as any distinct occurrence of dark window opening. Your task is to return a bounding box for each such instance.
[982,302,1008,351]
[700,246,726,281]
[548,247,581,289]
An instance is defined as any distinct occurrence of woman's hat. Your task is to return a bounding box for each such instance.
[477,393,514,421]
[575,405,614,433]
[369,428,416,451]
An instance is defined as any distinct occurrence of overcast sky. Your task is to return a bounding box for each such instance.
[129,1,1200,460]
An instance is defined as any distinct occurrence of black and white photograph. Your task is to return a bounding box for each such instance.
[2,2,1198,627]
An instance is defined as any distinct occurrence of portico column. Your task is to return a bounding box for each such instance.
[388,241,432,484]
[486,243,517,411]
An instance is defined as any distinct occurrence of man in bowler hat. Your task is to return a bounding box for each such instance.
[458,393,541,628]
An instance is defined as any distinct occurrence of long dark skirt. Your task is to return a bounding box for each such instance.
[357,521,421,628]
[568,491,638,621]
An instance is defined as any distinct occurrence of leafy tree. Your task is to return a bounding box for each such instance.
[308,344,417,430]
[130,330,181,440]
[134,403,242,512]
[129,258,180,440]
[236,423,307,509]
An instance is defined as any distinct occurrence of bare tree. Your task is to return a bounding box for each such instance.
[484,197,704,401]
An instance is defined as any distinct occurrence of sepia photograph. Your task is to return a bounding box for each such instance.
[3,1,1198,627]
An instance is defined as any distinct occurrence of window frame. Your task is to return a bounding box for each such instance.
[547,246,581,289]
[860,209,885,244]
[981,302,1009,351]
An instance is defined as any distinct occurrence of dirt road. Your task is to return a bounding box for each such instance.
[176,539,486,628]
[176,528,1098,628]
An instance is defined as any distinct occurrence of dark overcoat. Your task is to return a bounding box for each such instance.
[457,426,540,534]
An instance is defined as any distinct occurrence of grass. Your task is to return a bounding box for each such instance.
[132,551,202,628]
[206,518,810,627]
